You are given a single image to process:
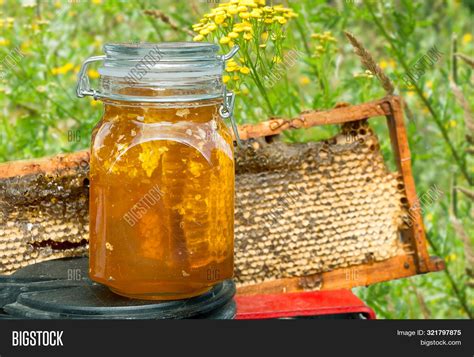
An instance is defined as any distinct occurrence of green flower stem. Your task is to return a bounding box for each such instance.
[15,65,81,124]
[242,50,275,115]
[366,1,472,186]
[294,18,326,93]
[137,0,164,41]
[428,232,473,319]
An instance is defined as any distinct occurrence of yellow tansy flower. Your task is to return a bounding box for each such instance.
[380,59,396,70]
[228,5,238,15]
[462,33,472,45]
[20,40,31,54]
[220,36,231,44]
[191,0,298,87]
[226,59,240,72]
[445,253,457,262]
[215,14,226,24]
[52,63,74,75]
[299,76,310,86]
[275,16,287,24]
[88,97,99,107]
[284,10,298,18]
[240,0,257,7]
[88,69,100,79]
[243,32,253,40]
[250,9,262,18]
[380,60,389,70]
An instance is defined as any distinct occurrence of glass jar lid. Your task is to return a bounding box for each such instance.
[99,42,222,80]
[76,42,239,103]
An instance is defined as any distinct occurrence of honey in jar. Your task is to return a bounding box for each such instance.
[76,43,238,300]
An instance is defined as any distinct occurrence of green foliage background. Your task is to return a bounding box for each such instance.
[0,0,472,318]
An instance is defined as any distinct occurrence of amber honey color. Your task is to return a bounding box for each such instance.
[89,99,234,300]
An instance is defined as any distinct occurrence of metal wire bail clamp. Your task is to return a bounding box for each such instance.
[219,45,243,148]
[76,55,106,100]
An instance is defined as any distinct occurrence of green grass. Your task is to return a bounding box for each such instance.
[0,0,472,318]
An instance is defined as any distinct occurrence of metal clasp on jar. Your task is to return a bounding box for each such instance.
[219,46,243,148]
[76,55,106,100]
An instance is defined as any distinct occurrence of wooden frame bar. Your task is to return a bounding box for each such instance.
[237,97,391,140]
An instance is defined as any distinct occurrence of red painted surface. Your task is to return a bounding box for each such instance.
[235,289,376,320]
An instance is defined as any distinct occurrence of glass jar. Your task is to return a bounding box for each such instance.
[76,43,239,300]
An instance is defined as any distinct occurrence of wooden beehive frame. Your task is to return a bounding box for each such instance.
[236,95,444,295]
